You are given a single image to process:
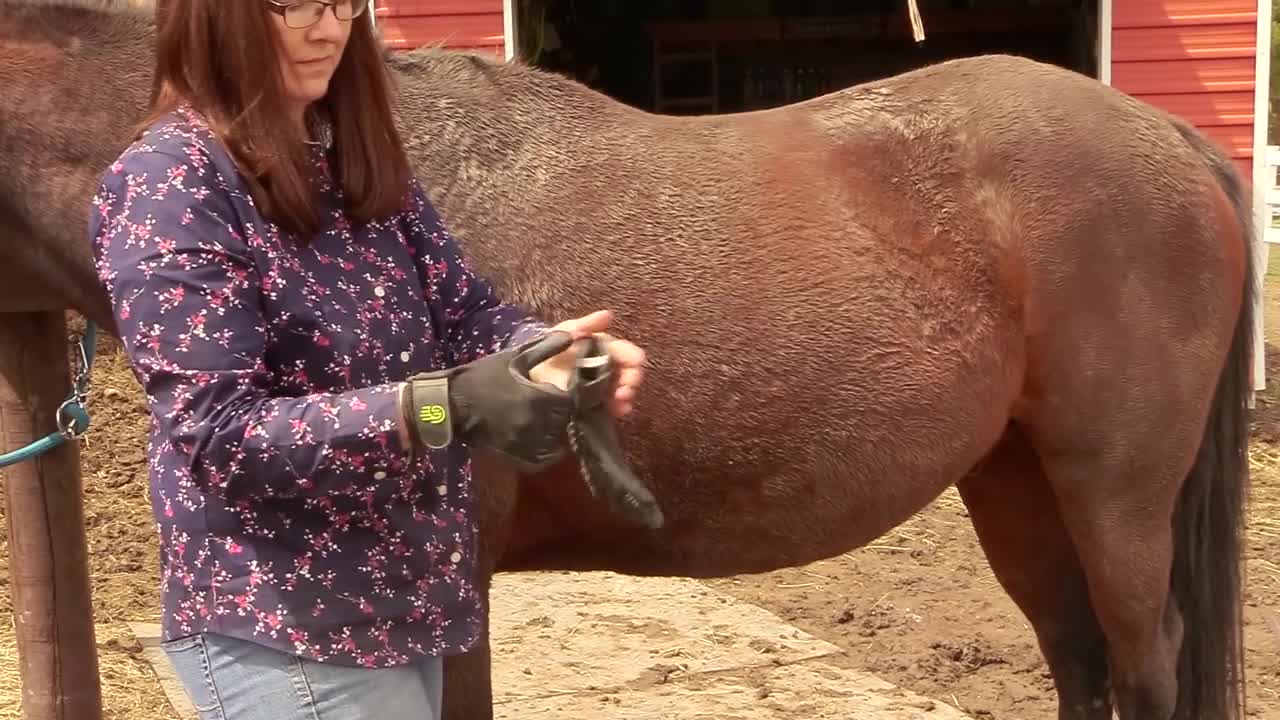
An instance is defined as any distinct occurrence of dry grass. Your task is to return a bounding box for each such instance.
[1247,444,1280,601]
[0,619,180,720]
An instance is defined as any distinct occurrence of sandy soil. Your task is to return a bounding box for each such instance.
[707,474,1280,719]
[2,259,1279,719]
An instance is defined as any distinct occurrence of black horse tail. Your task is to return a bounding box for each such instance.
[1168,113,1253,720]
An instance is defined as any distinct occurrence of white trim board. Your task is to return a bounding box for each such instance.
[503,0,518,61]
[1097,0,1112,84]
[1252,0,1272,393]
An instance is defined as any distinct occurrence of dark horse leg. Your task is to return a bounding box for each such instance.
[1033,430,1187,720]
[958,425,1111,719]
[441,451,523,720]
[1021,256,1250,720]
[1004,122,1251,720]
[442,630,494,720]
[1018,335,1248,720]
[441,542,498,720]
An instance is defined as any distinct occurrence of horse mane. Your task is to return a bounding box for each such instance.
[385,44,656,122]
[388,45,571,94]
[0,0,150,12]
[0,0,152,44]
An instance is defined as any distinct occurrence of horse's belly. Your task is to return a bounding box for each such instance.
[500,343,1019,578]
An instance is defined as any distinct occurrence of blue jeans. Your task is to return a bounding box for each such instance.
[161,632,444,720]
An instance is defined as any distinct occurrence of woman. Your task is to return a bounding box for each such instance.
[88,1,647,718]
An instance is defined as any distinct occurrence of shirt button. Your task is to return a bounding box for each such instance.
[373,470,387,480]
[449,551,462,564]
[436,484,447,496]
[400,351,411,362]
[373,286,386,298]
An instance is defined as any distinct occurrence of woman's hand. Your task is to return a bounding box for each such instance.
[394,309,645,456]
[530,310,646,418]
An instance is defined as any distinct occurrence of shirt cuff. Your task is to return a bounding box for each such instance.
[508,321,552,348]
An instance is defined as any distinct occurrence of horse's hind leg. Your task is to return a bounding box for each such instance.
[1024,326,1247,720]
[1032,427,1187,720]
[1006,113,1251,720]
[958,426,1111,720]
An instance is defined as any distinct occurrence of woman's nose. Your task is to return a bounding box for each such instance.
[307,7,346,42]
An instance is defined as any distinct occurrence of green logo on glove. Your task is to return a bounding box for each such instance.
[419,404,447,425]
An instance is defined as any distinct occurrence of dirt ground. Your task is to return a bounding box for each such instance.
[2,256,1279,719]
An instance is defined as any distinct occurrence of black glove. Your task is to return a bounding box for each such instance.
[402,331,666,530]
[402,331,576,472]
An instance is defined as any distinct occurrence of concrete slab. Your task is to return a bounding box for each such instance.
[128,622,201,720]
[487,570,842,703]
[130,571,970,720]
[494,659,973,720]
[487,571,971,719]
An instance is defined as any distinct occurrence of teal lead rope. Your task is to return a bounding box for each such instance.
[0,322,96,469]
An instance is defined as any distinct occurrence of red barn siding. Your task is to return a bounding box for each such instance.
[374,0,505,57]
[1110,0,1258,179]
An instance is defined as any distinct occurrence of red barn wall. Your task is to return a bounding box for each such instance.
[1110,0,1259,179]
[374,0,505,57]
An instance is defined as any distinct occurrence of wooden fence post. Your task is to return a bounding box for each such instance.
[0,311,102,720]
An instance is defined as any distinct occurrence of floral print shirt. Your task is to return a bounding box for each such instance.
[89,105,546,667]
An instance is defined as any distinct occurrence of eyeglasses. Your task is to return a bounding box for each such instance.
[266,0,369,30]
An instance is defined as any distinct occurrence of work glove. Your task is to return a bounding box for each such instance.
[401,331,665,529]
[402,330,576,472]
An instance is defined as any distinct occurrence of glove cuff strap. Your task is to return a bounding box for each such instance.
[407,373,454,449]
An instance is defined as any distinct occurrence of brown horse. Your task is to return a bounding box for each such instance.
[0,1,1255,719]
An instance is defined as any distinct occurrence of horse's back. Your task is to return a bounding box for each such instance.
[849,55,1245,436]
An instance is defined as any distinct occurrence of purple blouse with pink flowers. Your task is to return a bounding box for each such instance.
[89,105,546,667]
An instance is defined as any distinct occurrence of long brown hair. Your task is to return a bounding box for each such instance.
[142,0,412,238]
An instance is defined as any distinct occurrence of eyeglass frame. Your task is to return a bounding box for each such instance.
[264,0,370,30]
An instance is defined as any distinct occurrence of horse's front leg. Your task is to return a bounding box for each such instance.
[442,632,495,720]
[442,451,523,720]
